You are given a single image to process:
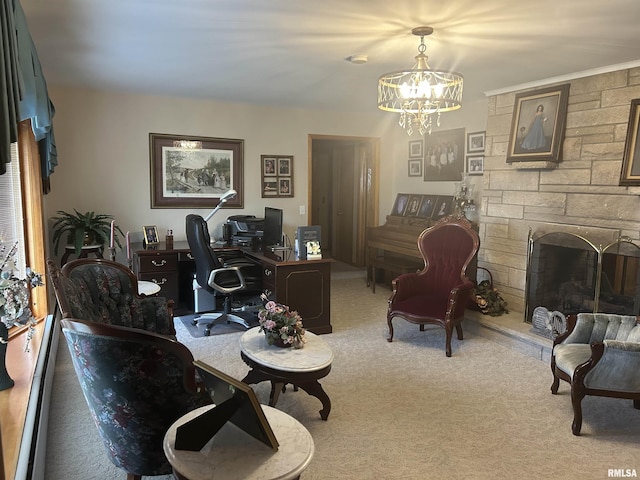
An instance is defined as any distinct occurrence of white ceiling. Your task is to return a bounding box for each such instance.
[21,0,640,113]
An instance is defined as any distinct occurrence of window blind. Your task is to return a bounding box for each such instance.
[0,142,27,275]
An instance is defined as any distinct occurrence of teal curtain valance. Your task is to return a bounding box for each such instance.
[1,0,57,180]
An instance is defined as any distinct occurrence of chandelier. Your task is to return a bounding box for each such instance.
[378,26,463,136]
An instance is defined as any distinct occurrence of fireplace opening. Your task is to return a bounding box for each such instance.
[525,231,640,323]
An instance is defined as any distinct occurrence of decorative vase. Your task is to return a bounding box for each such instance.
[0,323,15,391]
[272,337,292,348]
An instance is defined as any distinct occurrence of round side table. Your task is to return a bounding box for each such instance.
[60,244,103,266]
[240,327,333,420]
[137,280,161,296]
[163,404,314,480]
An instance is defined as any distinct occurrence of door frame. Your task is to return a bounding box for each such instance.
[307,134,380,266]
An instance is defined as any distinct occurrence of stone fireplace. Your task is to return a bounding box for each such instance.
[479,66,640,320]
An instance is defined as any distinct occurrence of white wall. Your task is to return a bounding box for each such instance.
[44,86,487,258]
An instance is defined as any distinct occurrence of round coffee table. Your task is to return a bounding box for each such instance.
[163,404,314,480]
[239,327,333,420]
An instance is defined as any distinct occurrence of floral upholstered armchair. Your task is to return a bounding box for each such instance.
[61,318,212,479]
[551,312,640,435]
[47,258,175,336]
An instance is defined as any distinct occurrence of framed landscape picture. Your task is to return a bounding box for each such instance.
[149,133,243,209]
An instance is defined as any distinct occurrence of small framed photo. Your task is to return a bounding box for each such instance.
[431,195,454,220]
[467,131,486,153]
[278,178,292,196]
[142,225,159,245]
[263,157,277,176]
[417,195,438,218]
[278,157,291,176]
[619,98,640,186]
[404,195,423,217]
[409,140,423,158]
[391,193,410,216]
[261,155,294,197]
[467,155,484,175]
[408,159,422,177]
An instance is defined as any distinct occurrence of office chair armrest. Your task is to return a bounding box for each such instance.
[207,266,247,295]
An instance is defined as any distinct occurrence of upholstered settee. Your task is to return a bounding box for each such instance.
[551,312,640,435]
[47,258,176,337]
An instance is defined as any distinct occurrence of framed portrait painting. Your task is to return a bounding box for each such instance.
[423,128,465,181]
[619,98,640,186]
[506,83,570,163]
[149,133,243,209]
[261,155,293,197]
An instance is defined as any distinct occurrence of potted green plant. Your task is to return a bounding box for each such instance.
[51,210,124,255]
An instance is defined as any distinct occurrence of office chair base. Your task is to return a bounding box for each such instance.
[192,312,251,336]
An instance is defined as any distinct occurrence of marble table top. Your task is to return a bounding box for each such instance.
[137,280,161,296]
[240,327,334,373]
[164,404,314,480]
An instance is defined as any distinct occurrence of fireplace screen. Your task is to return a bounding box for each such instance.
[525,231,640,323]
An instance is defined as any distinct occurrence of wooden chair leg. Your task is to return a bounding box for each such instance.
[386,317,394,342]
[126,474,142,480]
[633,399,640,409]
[570,387,585,436]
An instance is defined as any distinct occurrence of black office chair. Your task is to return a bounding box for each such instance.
[186,214,258,335]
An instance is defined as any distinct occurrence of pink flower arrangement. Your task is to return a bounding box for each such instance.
[257,293,306,348]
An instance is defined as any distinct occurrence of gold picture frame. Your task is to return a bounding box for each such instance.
[142,225,159,245]
[619,98,640,186]
[506,84,570,163]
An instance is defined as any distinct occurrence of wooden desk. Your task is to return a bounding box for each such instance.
[132,242,333,334]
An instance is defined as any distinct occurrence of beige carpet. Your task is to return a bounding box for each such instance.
[45,267,640,479]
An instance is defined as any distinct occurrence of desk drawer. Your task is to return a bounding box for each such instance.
[138,253,178,272]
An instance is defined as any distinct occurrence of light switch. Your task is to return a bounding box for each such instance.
[299,205,306,215]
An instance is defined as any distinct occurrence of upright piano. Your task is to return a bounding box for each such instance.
[366,215,431,292]
[367,214,478,292]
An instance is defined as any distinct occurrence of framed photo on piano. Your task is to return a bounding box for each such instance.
[391,193,410,216]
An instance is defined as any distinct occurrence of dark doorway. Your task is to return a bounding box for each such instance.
[309,135,379,267]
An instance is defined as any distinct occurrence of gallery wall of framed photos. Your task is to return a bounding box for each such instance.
[261,155,293,198]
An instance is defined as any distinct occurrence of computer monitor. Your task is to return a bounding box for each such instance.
[263,207,283,249]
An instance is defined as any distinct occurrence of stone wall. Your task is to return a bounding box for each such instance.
[480,67,640,316]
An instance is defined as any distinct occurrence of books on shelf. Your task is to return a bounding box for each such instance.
[295,225,322,259]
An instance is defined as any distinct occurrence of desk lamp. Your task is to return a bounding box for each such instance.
[205,189,237,222]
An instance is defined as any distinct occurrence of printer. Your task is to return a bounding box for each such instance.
[225,215,264,246]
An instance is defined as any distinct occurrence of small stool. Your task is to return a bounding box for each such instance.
[60,245,104,266]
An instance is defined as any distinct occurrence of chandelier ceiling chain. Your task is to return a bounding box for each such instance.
[377,26,463,136]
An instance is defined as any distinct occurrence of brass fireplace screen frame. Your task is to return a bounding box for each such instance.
[525,229,640,323]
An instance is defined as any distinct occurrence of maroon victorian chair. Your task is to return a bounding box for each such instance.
[386,214,480,357]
